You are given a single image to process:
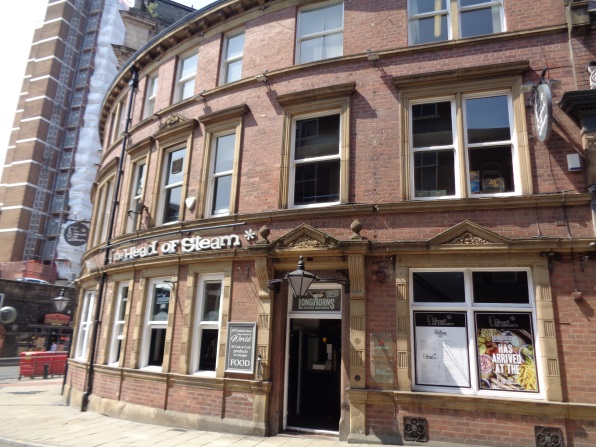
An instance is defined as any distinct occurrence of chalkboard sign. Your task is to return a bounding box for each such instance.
[225,322,257,374]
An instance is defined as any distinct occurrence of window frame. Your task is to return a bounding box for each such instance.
[75,290,95,360]
[108,282,129,366]
[408,0,504,45]
[277,84,354,210]
[91,176,115,246]
[190,273,225,376]
[409,267,543,399]
[156,145,187,225]
[296,0,344,64]
[174,51,198,103]
[398,72,531,201]
[143,72,158,119]
[220,29,245,85]
[140,278,172,371]
[125,158,147,233]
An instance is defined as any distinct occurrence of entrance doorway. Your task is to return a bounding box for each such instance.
[286,317,341,432]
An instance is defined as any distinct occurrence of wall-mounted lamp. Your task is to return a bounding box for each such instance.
[373,267,387,284]
[366,49,380,62]
[53,289,70,313]
[255,71,268,83]
[267,256,350,296]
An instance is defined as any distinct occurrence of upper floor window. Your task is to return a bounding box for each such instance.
[409,0,503,45]
[208,133,235,216]
[141,279,171,370]
[191,274,224,375]
[92,178,114,245]
[291,113,341,207]
[296,1,343,64]
[126,161,146,233]
[158,147,186,225]
[175,52,198,102]
[409,92,517,199]
[109,100,126,144]
[143,73,158,119]
[108,282,128,365]
[75,290,95,360]
[221,31,244,84]
[410,269,540,397]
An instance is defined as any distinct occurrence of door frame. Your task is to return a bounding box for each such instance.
[283,284,342,433]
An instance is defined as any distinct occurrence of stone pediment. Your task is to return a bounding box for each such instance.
[429,221,510,248]
[271,224,340,250]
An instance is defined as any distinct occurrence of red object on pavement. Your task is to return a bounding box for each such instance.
[19,351,67,379]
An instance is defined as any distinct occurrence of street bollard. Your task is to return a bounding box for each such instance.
[43,364,49,379]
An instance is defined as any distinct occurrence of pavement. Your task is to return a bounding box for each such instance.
[0,377,383,447]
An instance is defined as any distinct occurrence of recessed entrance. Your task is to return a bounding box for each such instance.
[286,317,341,432]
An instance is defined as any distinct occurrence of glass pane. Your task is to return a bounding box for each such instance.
[414,150,455,196]
[412,101,452,147]
[468,146,513,193]
[212,175,232,215]
[179,53,198,80]
[413,272,465,302]
[165,149,185,184]
[226,33,244,59]
[472,271,529,304]
[460,6,501,38]
[118,286,128,320]
[324,31,343,59]
[411,15,448,44]
[300,3,343,37]
[225,59,243,83]
[134,164,145,196]
[202,281,222,321]
[300,36,323,63]
[198,329,218,371]
[179,79,195,100]
[294,159,340,205]
[163,185,181,222]
[461,0,495,8]
[411,0,447,15]
[151,284,170,321]
[466,96,510,143]
[295,115,340,159]
[148,328,166,366]
[214,134,235,173]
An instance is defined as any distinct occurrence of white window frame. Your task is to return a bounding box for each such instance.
[408,0,504,45]
[92,179,114,245]
[408,90,519,200]
[207,132,236,217]
[289,110,342,209]
[126,161,146,233]
[174,51,198,102]
[296,1,344,64]
[220,30,244,85]
[75,290,95,360]
[108,282,129,366]
[140,278,172,371]
[157,146,186,225]
[409,267,543,399]
[143,73,158,119]
[190,273,224,376]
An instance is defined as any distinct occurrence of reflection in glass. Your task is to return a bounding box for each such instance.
[413,272,465,302]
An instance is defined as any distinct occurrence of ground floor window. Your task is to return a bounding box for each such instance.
[410,269,540,396]
[191,274,223,375]
[141,279,171,369]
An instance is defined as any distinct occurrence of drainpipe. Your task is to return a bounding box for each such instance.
[81,67,138,411]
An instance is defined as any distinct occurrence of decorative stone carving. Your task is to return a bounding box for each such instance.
[160,113,187,129]
[350,219,363,239]
[446,232,490,245]
[288,235,323,248]
[258,225,270,244]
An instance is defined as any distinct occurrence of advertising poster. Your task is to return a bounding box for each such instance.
[475,312,538,392]
[413,312,470,388]
[225,322,256,374]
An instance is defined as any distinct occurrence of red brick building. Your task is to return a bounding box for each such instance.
[65,1,596,446]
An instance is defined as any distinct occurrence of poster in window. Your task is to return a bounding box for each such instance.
[475,312,538,393]
[414,312,470,388]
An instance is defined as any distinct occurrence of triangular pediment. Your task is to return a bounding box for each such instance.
[429,221,510,247]
[271,224,340,250]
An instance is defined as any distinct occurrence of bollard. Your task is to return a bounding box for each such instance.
[43,364,49,379]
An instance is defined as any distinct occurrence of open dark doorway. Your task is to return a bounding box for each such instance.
[287,318,341,432]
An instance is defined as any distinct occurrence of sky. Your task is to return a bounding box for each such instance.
[0,0,214,179]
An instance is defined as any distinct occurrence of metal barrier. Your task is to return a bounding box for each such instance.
[18,352,68,380]
[0,357,21,380]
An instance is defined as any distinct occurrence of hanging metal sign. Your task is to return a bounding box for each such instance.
[534,83,552,142]
[64,222,89,246]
